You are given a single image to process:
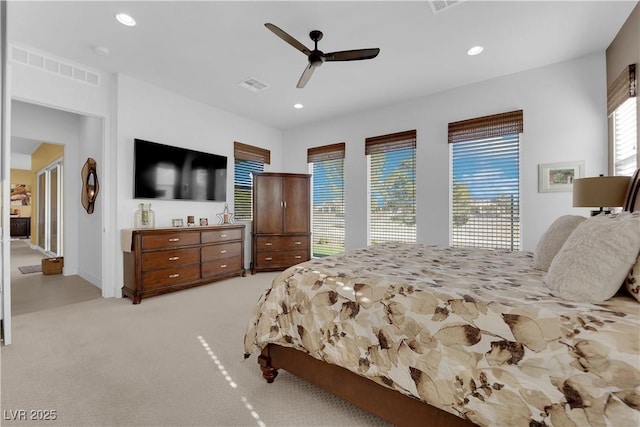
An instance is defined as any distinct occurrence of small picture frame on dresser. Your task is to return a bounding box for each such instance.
[199,218,208,226]
[172,218,184,227]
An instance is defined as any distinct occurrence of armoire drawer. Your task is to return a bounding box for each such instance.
[255,235,309,251]
[141,247,200,271]
[255,250,308,267]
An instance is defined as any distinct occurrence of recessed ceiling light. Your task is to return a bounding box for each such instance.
[467,46,484,56]
[116,13,136,27]
[294,103,304,109]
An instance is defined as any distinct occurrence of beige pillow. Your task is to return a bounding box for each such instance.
[623,254,640,302]
[545,212,640,303]
[534,215,586,271]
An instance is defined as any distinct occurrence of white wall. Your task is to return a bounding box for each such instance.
[115,74,284,292]
[282,53,608,252]
[78,115,103,287]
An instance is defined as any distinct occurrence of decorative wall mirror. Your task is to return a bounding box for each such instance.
[81,157,99,214]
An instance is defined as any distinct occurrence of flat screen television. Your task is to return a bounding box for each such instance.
[134,138,227,201]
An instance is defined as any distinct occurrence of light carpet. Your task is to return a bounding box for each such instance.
[0,272,390,427]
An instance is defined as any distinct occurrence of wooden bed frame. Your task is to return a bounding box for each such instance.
[258,344,476,427]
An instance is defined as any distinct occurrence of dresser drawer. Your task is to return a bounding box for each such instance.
[141,247,200,271]
[142,264,201,290]
[202,228,242,244]
[202,242,241,262]
[255,235,309,251]
[256,250,308,267]
[141,232,200,250]
[202,257,243,278]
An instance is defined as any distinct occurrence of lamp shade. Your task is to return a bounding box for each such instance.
[572,176,631,208]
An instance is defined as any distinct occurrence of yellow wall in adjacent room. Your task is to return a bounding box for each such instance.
[28,143,65,245]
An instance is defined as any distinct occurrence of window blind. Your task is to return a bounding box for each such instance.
[449,111,522,251]
[308,143,346,258]
[608,64,637,117]
[366,130,416,244]
[233,142,269,220]
[234,141,270,164]
[613,97,638,177]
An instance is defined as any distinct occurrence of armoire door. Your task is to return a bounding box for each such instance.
[283,175,310,233]
[254,174,284,234]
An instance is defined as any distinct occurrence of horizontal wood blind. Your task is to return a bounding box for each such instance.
[307,142,345,163]
[608,64,637,117]
[234,141,271,164]
[451,136,520,250]
[614,98,638,176]
[365,130,416,155]
[309,156,345,257]
[448,110,523,144]
[366,130,416,244]
[233,159,264,220]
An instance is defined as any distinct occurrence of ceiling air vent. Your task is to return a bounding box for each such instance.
[428,0,463,14]
[238,77,269,92]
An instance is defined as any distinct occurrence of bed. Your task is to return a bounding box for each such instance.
[244,215,640,426]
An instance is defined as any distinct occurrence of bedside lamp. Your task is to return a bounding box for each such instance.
[572,175,631,216]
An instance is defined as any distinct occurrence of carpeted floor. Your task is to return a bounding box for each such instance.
[1,271,390,426]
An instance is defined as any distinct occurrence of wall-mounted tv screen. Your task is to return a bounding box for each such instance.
[134,138,227,201]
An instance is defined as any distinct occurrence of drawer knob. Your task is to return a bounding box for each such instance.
[294,255,302,259]
[168,238,180,242]
[265,257,273,261]
[220,250,227,254]
[294,241,301,245]
[169,273,180,279]
[220,264,227,268]
[168,256,179,261]
[220,234,227,238]
[264,242,273,246]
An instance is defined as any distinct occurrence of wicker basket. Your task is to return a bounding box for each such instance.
[42,257,64,275]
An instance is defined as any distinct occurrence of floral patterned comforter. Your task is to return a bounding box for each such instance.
[244,243,640,426]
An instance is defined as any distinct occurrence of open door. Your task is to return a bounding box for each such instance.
[1,0,12,345]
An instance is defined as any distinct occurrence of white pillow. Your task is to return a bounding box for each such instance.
[545,212,640,303]
[534,215,586,271]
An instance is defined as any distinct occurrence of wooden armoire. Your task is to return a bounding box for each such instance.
[251,172,311,274]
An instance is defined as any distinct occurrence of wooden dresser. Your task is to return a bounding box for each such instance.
[252,172,311,274]
[122,224,245,304]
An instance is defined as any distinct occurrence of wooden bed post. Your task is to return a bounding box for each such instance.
[258,346,278,383]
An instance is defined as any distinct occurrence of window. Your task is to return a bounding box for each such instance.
[613,98,637,176]
[608,64,637,177]
[449,110,523,251]
[233,142,270,220]
[308,143,345,257]
[366,130,416,244]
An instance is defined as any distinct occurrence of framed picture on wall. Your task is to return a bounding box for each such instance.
[10,184,31,206]
[538,161,585,193]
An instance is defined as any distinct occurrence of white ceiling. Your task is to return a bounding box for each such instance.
[7,1,638,131]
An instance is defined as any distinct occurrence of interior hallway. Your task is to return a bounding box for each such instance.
[10,239,101,316]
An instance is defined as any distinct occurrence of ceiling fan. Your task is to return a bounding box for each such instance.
[265,23,380,89]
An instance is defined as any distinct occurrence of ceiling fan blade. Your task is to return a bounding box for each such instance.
[324,48,380,62]
[265,23,311,56]
[296,63,317,88]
